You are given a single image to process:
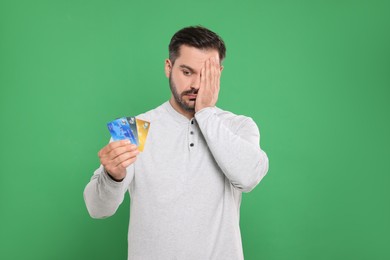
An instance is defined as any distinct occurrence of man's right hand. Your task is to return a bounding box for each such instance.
[98,140,139,181]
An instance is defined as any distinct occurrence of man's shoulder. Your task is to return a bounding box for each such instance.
[135,101,169,122]
[214,106,252,123]
[213,106,257,131]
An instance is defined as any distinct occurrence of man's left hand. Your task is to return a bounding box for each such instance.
[195,57,222,112]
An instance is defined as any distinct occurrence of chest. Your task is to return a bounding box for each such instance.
[131,121,225,202]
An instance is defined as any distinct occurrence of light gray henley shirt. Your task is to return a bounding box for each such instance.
[84,101,269,260]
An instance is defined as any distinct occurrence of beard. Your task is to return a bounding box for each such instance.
[169,72,197,112]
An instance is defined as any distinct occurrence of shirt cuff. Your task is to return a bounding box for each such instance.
[195,106,216,122]
[102,167,125,186]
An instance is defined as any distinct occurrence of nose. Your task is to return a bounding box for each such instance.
[191,75,200,91]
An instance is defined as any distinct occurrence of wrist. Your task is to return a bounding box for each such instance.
[195,104,212,113]
[195,106,214,114]
[105,169,125,182]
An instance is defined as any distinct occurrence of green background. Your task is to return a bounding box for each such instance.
[1,0,389,259]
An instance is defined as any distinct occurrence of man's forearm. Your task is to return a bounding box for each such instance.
[195,107,269,192]
[83,165,133,218]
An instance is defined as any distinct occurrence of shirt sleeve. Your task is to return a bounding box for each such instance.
[83,162,135,219]
[195,107,269,192]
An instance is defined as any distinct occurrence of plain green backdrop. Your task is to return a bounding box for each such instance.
[1,0,389,259]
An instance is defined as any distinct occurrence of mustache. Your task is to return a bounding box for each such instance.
[182,89,198,96]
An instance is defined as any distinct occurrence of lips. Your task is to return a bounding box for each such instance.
[186,94,197,99]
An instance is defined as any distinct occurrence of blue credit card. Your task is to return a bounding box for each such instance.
[126,116,139,146]
[107,117,138,144]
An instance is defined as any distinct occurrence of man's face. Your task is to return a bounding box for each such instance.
[165,45,221,112]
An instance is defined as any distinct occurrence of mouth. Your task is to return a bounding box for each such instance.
[185,94,197,100]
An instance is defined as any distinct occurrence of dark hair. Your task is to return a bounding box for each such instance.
[168,26,226,64]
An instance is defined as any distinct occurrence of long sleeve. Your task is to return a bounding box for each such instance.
[195,107,269,192]
[83,164,135,218]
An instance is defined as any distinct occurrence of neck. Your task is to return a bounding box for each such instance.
[169,97,195,120]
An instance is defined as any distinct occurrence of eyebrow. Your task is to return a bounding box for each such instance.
[179,64,197,73]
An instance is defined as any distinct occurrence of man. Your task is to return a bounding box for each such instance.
[84,26,269,260]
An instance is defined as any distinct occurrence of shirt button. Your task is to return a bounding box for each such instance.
[190,143,194,147]
[190,131,194,135]
[191,120,194,124]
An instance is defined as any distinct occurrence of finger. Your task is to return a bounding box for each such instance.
[214,58,220,91]
[107,144,137,160]
[213,58,220,77]
[196,68,201,89]
[214,58,221,74]
[210,58,219,100]
[206,59,212,89]
[209,60,214,91]
[98,140,131,157]
[211,58,217,89]
[100,144,136,165]
[207,59,212,81]
[113,152,139,167]
[200,65,206,88]
[112,156,137,172]
[113,149,139,167]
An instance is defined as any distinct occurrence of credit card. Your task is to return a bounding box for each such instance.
[126,116,139,146]
[107,117,138,144]
[136,118,150,152]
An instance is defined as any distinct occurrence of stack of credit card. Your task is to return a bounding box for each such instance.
[107,117,150,151]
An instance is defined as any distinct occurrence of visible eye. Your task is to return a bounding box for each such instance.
[183,70,192,76]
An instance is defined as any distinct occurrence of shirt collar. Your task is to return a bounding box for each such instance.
[164,100,194,124]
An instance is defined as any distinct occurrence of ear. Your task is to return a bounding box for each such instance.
[220,65,224,72]
[165,59,172,78]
